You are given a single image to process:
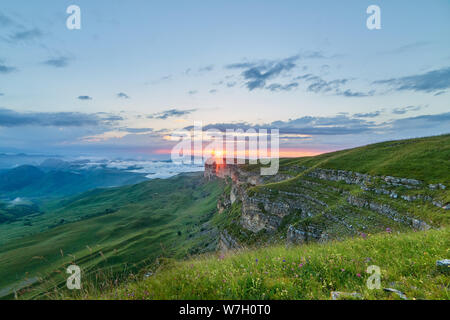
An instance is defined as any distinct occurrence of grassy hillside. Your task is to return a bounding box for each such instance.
[0,173,224,299]
[279,134,450,184]
[212,135,449,255]
[74,227,449,300]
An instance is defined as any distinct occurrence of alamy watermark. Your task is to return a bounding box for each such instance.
[367,5,381,30]
[66,265,81,290]
[66,4,381,31]
[366,265,381,290]
[170,122,280,175]
[66,5,81,30]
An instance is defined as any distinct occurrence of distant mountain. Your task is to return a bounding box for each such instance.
[0,153,62,169]
[0,165,45,192]
[0,164,148,199]
[39,158,72,171]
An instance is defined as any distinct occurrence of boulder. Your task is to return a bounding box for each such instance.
[436,259,450,273]
[383,288,407,300]
[331,291,363,300]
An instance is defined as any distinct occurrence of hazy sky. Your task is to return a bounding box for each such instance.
[0,0,449,158]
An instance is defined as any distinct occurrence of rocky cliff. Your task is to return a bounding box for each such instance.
[206,158,449,251]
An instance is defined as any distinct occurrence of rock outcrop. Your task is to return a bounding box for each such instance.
[206,160,446,248]
[218,229,241,252]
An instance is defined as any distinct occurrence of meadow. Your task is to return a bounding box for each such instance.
[68,227,449,300]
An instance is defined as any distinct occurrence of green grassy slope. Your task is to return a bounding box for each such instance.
[279,134,450,184]
[83,227,450,300]
[211,135,448,254]
[0,173,224,299]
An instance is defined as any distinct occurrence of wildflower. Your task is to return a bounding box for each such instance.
[282,259,286,262]
[299,264,303,268]
[255,258,258,263]
[341,268,345,272]
[356,273,361,277]
[360,232,367,239]
[386,227,392,233]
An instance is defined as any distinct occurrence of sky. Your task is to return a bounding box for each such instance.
[0,0,449,159]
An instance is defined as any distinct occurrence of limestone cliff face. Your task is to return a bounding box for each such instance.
[217,229,241,252]
[206,161,447,250]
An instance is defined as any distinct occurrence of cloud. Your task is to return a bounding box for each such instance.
[10,28,42,41]
[97,113,124,122]
[188,90,198,95]
[147,74,172,85]
[380,41,430,55]
[353,111,382,118]
[295,73,374,97]
[123,128,153,133]
[147,108,197,120]
[266,82,299,92]
[0,64,17,74]
[117,92,130,99]
[225,62,257,69]
[226,55,300,91]
[77,95,93,100]
[306,77,348,93]
[392,105,423,115]
[299,51,327,59]
[199,65,214,72]
[184,111,450,141]
[272,115,376,135]
[373,67,450,93]
[389,112,450,131]
[192,114,376,136]
[337,89,375,97]
[43,57,70,68]
[0,93,4,96]
[241,55,299,90]
[224,52,336,91]
[0,108,107,127]
[209,89,218,94]
[225,52,327,70]
[0,11,14,27]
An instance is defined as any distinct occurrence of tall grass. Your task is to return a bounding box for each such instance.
[77,227,449,300]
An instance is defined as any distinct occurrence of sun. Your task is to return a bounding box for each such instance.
[214,149,224,159]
